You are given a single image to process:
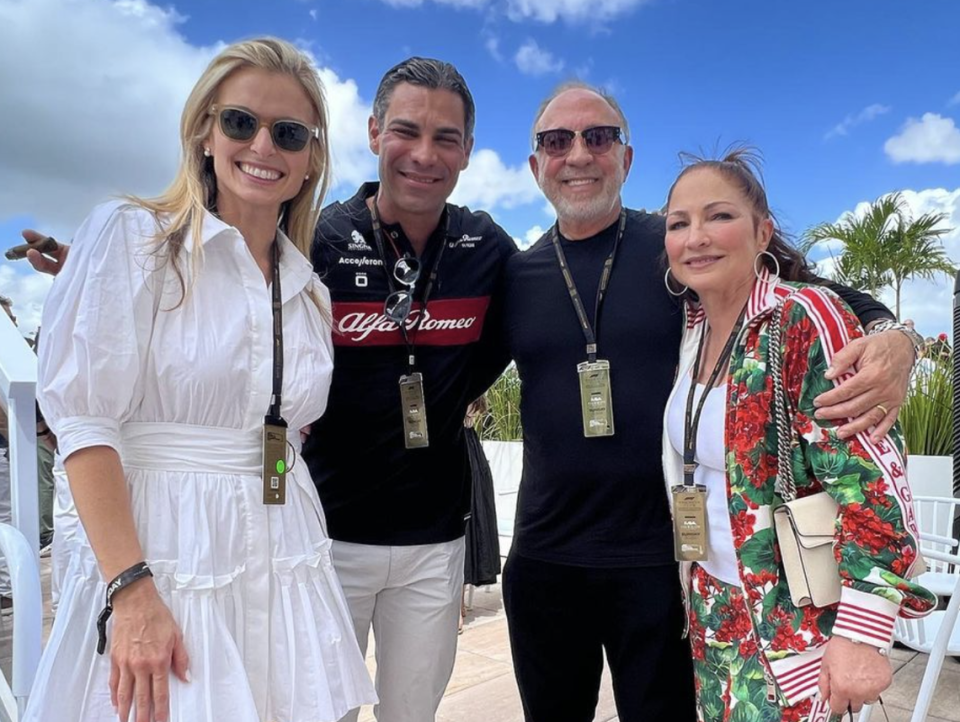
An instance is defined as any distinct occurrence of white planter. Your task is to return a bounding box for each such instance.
[907,455,954,500]
[481,440,523,553]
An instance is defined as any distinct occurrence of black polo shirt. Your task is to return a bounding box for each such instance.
[303,182,517,545]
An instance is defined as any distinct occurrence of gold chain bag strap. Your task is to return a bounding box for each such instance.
[769,295,843,608]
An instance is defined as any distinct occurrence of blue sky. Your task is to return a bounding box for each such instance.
[2,0,959,338]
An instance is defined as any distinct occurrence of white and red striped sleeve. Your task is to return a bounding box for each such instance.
[832,587,899,649]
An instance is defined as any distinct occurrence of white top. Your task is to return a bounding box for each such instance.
[39,201,333,460]
[28,201,376,722]
[666,372,740,585]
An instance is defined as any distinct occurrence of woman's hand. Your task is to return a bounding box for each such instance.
[108,578,190,722]
[818,635,891,715]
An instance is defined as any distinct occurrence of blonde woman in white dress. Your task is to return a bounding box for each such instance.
[26,38,375,722]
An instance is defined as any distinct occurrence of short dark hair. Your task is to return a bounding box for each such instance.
[373,57,476,140]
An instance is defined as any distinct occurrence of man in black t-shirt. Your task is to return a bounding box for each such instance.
[501,83,919,722]
[302,58,516,722]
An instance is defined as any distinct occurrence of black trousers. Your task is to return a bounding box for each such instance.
[502,552,697,722]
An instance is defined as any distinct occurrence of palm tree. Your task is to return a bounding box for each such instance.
[803,192,956,319]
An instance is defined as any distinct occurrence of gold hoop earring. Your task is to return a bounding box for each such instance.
[664,268,688,297]
[754,250,780,279]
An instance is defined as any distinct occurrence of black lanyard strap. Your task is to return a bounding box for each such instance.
[268,240,284,422]
[550,209,627,362]
[370,197,448,372]
[682,307,746,487]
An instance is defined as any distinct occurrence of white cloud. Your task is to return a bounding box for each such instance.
[884,113,960,165]
[309,8,317,20]
[514,39,564,76]
[825,103,891,140]
[0,265,54,337]
[507,0,648,23]
[449,149,541,210]
[0,0,214,231]
[319,68,377,189]
[512,224,546,249]
[813,188,960,340]
[948,91,960,107]
[0,0,374,236]
[485,34,503,62]
[810,253,840,281]
[378,0,488,6]
[372,0,646,21]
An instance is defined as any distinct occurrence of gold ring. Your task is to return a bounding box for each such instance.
[876,404,889,416]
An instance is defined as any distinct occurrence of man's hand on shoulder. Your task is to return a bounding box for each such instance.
[813,329,915,441]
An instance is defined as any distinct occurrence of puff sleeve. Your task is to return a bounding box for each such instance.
[38,201,162,461]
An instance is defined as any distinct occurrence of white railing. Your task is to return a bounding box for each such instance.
[0,310,42,720]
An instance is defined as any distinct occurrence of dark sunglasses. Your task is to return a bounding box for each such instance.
[211,105,318,153]
[535,126,623,157]
[384,256,422,324]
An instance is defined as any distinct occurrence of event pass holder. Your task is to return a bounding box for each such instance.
[400,372,429,449]
[262,417,288,505]
[578,359,614,437]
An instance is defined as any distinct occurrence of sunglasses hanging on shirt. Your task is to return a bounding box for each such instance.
[383,256,422,325]
[370,197,448,449]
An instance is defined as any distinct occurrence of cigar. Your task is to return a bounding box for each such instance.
[5,236,60,260]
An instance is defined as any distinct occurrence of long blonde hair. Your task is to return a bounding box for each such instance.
[133,37,331,305]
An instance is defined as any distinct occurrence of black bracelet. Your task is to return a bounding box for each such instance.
[96,561,153,655]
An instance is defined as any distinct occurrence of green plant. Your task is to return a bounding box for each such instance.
[901,355,953,456]
[802,192,955,319]
[478,365,523,441]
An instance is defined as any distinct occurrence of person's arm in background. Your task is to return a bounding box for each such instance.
[20,229,69,275]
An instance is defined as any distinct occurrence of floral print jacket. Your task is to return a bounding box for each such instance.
[661,271,935,704]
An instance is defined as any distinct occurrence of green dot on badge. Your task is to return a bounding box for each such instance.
[276,460,286,474]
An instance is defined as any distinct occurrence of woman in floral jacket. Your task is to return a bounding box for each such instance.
[661,150,934,722]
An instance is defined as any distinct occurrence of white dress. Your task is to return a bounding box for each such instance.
[26,201,376,722]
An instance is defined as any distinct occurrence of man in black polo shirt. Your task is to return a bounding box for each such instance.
[501,83,919,721]
[302,58,516,722]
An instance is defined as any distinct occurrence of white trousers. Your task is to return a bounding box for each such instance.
[333,537,464,722]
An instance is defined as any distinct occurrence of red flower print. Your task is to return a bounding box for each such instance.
[864,478,893,510]
[841,505,896,555]
[730,510,756,547]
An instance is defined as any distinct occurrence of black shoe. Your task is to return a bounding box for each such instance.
[0,595,12,614]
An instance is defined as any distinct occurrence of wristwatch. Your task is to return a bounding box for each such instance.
[868,319,925,362]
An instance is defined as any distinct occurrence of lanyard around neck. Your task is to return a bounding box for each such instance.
[681,308,746,487]
[267,240,284,422]
[369,195,448,372]
[550,209,627,363]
